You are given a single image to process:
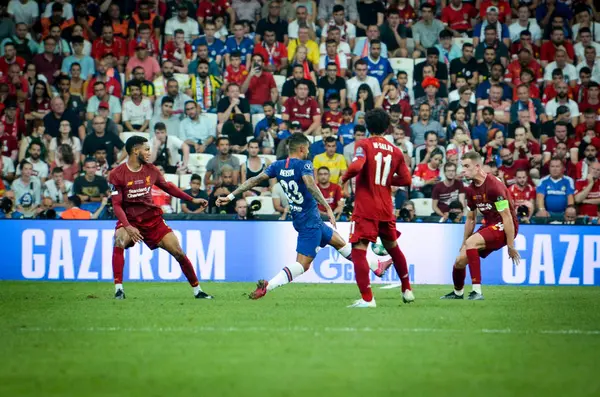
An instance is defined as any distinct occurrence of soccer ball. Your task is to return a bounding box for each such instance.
[371,238,389,256]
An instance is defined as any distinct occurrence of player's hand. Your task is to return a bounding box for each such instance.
[507,246,521,266]
[192,198,208,210]
[215,196,231,207]
[125,226,143,243]
[327,208,337,229]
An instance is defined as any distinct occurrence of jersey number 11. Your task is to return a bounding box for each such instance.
[374,153,392,186]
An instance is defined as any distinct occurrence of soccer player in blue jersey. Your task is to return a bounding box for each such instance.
[216,133,354,299]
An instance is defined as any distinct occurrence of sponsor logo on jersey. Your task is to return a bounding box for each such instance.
[127,181,134,187]
[355,146,365,157]
[146,176,151,186]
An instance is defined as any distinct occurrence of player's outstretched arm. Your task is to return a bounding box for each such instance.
[216,172,271,206]
[302,174,336,228]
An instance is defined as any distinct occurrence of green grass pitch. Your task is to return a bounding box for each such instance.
[1,282,599,397]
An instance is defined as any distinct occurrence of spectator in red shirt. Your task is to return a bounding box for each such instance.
[91,24,126,70]
[2,100,26,140]
[540,27,575,68]
[510,31,541,61]
[575,109,600,143]
[241,53,278,114]
[508,168,536,215]
[508,126,542,164]
[543,122,576,164]
[574,142,600,181]
[223,51,248,91]
[505,47,543,88]
[128,23,161,58]
[162,29,192,74]
[498,147,530,186]
[412,148,443,198]
[197,0,235,29]
[574,162,600,217]
[322,94,343,132]
[32,37,63,86]
[1,63,28,98]
[579,82,600,116]
[128,2,162,41]
[282,80,321,135]
[316,166,344,219]
[0,122,17,162]
[85,58,122,99]
[254,29,288,75]
[441,0,477,36]
[0,43,25,78]
[479,0,511,24]
[431,162,465,220]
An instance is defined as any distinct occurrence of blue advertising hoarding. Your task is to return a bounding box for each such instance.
[0,221,599,286]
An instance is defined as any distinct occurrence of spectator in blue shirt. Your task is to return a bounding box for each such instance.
[473,7,510,48]
[472,106,505,152]
[337,107,355,146]
[475,63,512,101]
[536,158,575,217]
[309,125,343,159]
[61,36,95,80]
[224,22,254,67]
[191,21,225,65]
[364,40,394,87]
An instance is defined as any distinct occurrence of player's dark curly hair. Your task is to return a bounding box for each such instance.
[126,136,148,154]
[364,108,390,136]
[287,133,311,153]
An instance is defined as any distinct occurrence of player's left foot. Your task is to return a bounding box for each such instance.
[114,289,126,300]
[440,291,464,300]
[347,298,377,308]
[467,291,484,300]
[195,291,214,299]
[402,289,415,303]
[249,279,268,300]
[373,259,390,277]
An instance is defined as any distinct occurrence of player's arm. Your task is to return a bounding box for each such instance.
[217,172,271,205]
[462,208,477,246]
[153,166,200,203]
[340,143,366,183]
[391,155,412,187]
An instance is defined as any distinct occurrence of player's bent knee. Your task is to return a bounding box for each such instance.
[455,255,468,268]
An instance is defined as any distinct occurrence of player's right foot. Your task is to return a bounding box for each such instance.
[402,289,415,303]
[373,259,391,278]
[249,279,268,300]
[195,291,214,299]
[115,289,126,300]
[440,291,464,300]
[467,291,485,300]
[347,298,377,308]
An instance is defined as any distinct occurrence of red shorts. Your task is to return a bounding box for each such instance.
[349,216,400,244]
[116,215,172,250]
[477,223,519,258]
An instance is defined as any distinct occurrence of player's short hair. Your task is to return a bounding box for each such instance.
[364,108,389,136]
[462,151,482,164]
[125,135,149,154]
[287,133,311,153]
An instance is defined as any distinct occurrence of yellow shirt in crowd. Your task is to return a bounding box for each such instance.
[313,153,347,184]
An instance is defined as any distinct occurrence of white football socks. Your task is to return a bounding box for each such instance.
[454,288,464,296]
[267,262,305,291]
[115,283,123,292]
[337,243,352,259]
[472,284,482,294]
[193,285,202,295]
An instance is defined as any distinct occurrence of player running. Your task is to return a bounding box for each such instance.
[215,133,354,300]
[340,108,414,308]
[109,136,213,300]
[441,151,520,300]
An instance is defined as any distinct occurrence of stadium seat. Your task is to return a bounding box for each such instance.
[389,57,414,90]
[201,113,218,131]
[120,131,148,143]
[274,75,286,94]
[412,198,433,217]
[163,173,179,186]
[415,58,426,66]
[179,173,192,189]
[452,37,474,47]
[258,154,277,164]
[232,153,247,165]
[188,153,213,173]
[245,196,276,215]
[252,113,265,130]
[313,135,323,143]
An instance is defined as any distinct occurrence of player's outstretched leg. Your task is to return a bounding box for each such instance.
[112,228,131,299]
[381,239,414,303]
[250,256,312,299]
[158,233,213,299]
[328,230,353,261]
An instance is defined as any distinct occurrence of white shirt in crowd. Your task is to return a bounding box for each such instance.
[165,17,200,42]
[16,158,49,180]
[43,179,74,203]
[543,62,578,84]
[319,51,348,70]
[288,20,317,39]
[346,76,382,103]
[122,98,154,126]
[319,41,351,57]
[448,89,476,104]
[545,98,580,119]
[42,1,74,20]
[149,136,185,167]
[576,60,600,83]
[574,41,600,63]
[508,21,542,43]
[572,22,600,42]
[8,0,39,25]
[321,21,356,43]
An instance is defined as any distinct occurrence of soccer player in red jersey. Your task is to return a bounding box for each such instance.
[340,108,414,307]
[441,151,520,300]
[108,136,212,300]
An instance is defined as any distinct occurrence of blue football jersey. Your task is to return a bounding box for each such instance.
[265,158,322,229]
[365,57,394,86]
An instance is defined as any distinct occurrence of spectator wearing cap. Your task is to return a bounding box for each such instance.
[509,5,542,47]
[181,173,209,214]
[221,114,253,154]
[122,81,154,133]
[43,96,84,139]
[32,37,63,85]
[479,0,511,25]
[165,3,200,43]
[411,3,444,59]
[60,195,107,219]
[473,6,510,49]
[86,82,122,124]
[126,42,161,82]
[150,96,181,135]
[412,77,447,126]
[81,115,126,166]
[545,81,580,127]
[179,100,217,155]
[435,29,462,67]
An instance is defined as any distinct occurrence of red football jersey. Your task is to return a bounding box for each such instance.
[499,159,530,186]
[91,37,127,60]
[0,56,25,77]
[0,134,17,157]
[575,179,600,217]
[345,136,410,221]
[282,97,321,131]
[162,41,193,67]
[392,4,416,27]
[505,59,543,86]
[317,183,343,212]
[466,174,518,229]
[441,4,476,32]
[507,141,541,160]
[540,41,575,63]
[197,0,231,19]
[253,42,288,69]
[322,110,343,131]
[224,65,248,86]
[543,136,577,153]
[479,0,511,23]
[508,183,535,205]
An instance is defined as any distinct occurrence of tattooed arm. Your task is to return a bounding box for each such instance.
[215,172,271,206]
[302,174,337,228]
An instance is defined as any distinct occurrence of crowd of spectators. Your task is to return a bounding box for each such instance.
[0,0,598,224]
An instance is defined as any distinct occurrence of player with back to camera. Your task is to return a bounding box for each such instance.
[216,133,355,301]
[441,151,520,300]
[109,136,213,300]
[341,108,414,308]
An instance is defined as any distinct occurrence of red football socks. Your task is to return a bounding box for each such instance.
[466,248,482,285]
[386,245,412,292]
[351,248,373,302]
[178,255,199,287]
[112,247,124,284]
[452,266,466,291]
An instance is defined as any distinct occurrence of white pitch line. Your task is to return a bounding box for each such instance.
[12,327,600,336]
